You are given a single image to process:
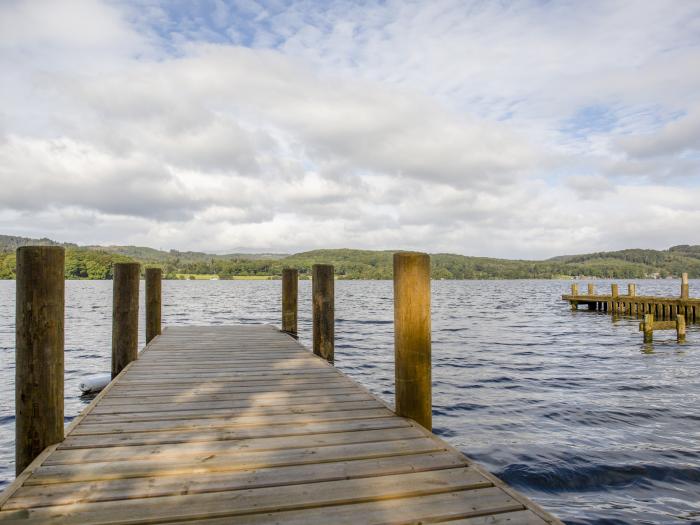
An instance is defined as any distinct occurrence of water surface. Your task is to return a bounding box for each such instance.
[0,279,699,524]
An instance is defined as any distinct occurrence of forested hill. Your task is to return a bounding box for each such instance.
[1,235,699,280]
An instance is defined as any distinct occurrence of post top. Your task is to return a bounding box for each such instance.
[145,267,162,274]
[312,263,334,270]
[114,262,141,269]
[16,245,65,254]
[393,251,430,260]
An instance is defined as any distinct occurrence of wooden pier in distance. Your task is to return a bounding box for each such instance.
[562,275,699,323]
[1,247,561,524]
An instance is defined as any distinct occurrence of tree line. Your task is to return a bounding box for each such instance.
[2,245,700,280]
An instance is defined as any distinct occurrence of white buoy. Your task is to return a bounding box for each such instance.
[79,373,111,394]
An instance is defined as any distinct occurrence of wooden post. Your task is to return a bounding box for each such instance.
[394,252,432,430]
[112,262,140,378]
[312,264,334,362]
[15,246,65,475]
[677,314,686,342]
[587,283,595,295]
[681,273,689,299]
[282,268,298,337]
[643,313,654,343]
[570,283,579,310]
[628,283,636,297]
[145,268,162,344]
[611,284,619,313]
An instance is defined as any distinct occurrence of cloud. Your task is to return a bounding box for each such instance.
[617,106,700,159]
[0,0,699,258]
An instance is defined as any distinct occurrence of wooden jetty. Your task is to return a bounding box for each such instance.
[562,274,699,322]
[1,247,562,524]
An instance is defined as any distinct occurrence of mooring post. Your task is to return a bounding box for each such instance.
[628,283,636,297]
[145,268,162,344]
[282,268,298,337]
[15,246,65,475]
[112,262,140,378]
[681,273,689,299]
[611,284,619,313]
[676,314,686,342]
[587,283,597,309]
[570,283,579,310]
[312,264,334,362]
[643,313,654,343]
[394,252,432,430]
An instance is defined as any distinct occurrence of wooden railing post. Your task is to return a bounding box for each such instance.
[312,264,334,362]
[282,268,298,337]
[587,283,595,295]
[628,283,636,297]
[15,246,65,474]
[611,284,619,313]
[571,283,579,296]
[145,268,162,344]
[112,262,140,378]
[681,273,689,299]
[394,252,432,430]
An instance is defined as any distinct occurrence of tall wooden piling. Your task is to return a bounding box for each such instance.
[393,252,432,430]
[282,268,298,337]
[677,315,686,342]
[312,264,334,362]
[628,283,636,297]
[611,284,619,313]
[587,283,595,295]
[112,262,140,378]
[681,273,689,299]
[145,268,162,344]
[643,313,654,343]
[15,246,65,475]
[570,283,579,310]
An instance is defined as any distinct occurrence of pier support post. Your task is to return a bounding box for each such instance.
[394,252,432,430]
[112,262,140,378]
[15,246,65,475]
[145,268,162,344]
[628,284,636,297]
[312,264,334,362]
[611,284,619,313]
[677,315,686,342]
[282,268,298,337]
[643,314,654,343]
[587,283,595,295]
[681,273,689,299]
[570,283,579,310]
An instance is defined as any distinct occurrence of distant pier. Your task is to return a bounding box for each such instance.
[562,274,697,322]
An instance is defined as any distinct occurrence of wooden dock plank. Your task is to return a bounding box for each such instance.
[0,325,561,524]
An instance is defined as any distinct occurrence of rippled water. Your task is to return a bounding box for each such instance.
[1,279,699,523]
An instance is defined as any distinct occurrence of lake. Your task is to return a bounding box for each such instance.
[1,279,699,524]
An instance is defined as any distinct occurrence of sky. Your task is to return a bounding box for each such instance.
[0,0,699,259]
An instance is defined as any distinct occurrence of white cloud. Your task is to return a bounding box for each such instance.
[0,0,698,258]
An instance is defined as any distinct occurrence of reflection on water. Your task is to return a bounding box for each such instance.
[1,279,699,524]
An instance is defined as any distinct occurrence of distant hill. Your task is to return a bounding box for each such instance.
[83,245,288,263]
[1,234,699,279]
